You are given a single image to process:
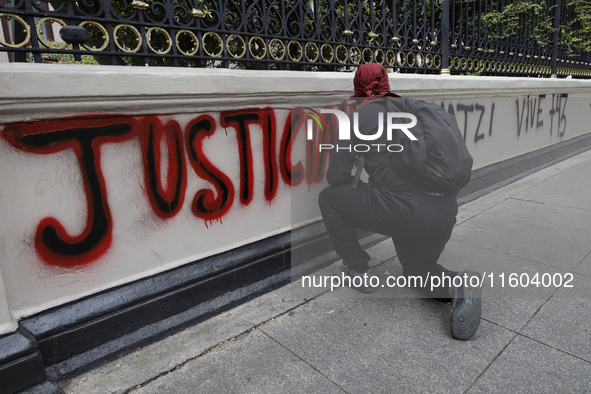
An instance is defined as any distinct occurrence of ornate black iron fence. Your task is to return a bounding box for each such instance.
[444,0,591,78]
[0,0,590,78]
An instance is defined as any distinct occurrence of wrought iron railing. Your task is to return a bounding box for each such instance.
[1,0,590,78]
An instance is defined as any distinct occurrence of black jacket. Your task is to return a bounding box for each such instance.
[326,98,433,194]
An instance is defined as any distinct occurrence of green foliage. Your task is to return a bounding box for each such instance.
[111,0,134,19]
[27,51,99,65]
[480,0,591,54]
[561,0,591,53]
[481,0,553,46]
[26,40,99,65]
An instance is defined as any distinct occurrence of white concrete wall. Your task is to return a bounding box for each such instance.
[0,63,590,336]
[0,270,17,334]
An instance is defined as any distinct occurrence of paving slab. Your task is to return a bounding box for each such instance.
[451,207,591,271]
[258,297,515,394]
[61,275,331,394]
[484,197,591,233]
[343,237,559,332]
[61,306,260,394]
[520,289,591,362]
[313,257,417,301]
[443,236,556,333]
[513,159,591,210]
[467,335,591,393]
[441,238,567,299]
[131,329,344,394]
[456,148,591,225]
[575,252,591,277]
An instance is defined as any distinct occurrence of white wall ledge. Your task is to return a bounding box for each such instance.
[2,63,591,124]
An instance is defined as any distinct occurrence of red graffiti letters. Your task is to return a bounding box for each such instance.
[306,111,335,185]
[221,108,278,204]
[140,117,187,219]
[3,116,137,267]
[2,108,332,267]
[186,115,235,221]
[280,107,305,187]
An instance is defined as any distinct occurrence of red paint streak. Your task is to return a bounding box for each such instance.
[0,107,337,267]
[139,117,187,219]
[280,107,305,186]
[306,111,334,185]
[186,115,235,222]
[259,108,279,202]
[221,108,279,205]
[2,115,138,267]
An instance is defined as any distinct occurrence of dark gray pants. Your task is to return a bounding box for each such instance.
[318,183,458,299]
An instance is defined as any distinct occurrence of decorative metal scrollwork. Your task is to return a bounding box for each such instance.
[269,38,285,60]
[397,51,406,67]
[36,18,67,49]
[305,42,319,63]
[288,40,302,62]
[80,21,109,51]
[147,27,172,54]
[227,34,245,58]
[0,0,587,77]
[321,43,333,63]
[249,36,266,59]
[336,44,348,64]
[0,13,30,48]
[203,32,223,57]
[374,49,384,65]
[176,30,199,56]
[114,24,142,53]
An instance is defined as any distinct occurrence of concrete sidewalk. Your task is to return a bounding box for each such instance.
[62,149,591,394]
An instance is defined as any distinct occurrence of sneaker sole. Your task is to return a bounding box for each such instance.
[450,271,482,340]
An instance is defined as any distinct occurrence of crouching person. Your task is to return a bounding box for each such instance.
[318,63,482,340]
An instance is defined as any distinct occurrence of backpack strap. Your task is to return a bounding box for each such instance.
[351,155,365,189]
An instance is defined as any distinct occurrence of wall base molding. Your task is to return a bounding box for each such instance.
[459,132,591,203]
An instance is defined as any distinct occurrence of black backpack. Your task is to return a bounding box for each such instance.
[363,94,473,192]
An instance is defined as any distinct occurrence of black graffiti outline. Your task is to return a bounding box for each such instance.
[536,95,545,129]
[488,102,495,137]
[549,94,568,137]
[516,97,528,136]
[473,104,486,143]
[456,103,474,142]
[144,120,186,218]
[19,124,133,260]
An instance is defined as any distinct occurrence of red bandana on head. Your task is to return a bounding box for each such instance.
[351,63,392,98]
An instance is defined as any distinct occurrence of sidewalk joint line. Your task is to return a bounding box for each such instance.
[514,332,591,365]
[462,332,519,394]
[572,248,591,273]
[454,198,510,227]
[509,197,591,213]
[463,285,562,393]
[451,238,589,275]
[485,304,591,366]
[122,299,316,393]
[480,317,518,334]
[517,286,559,332]
[507,196,546,205]
[257,328,350,394]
